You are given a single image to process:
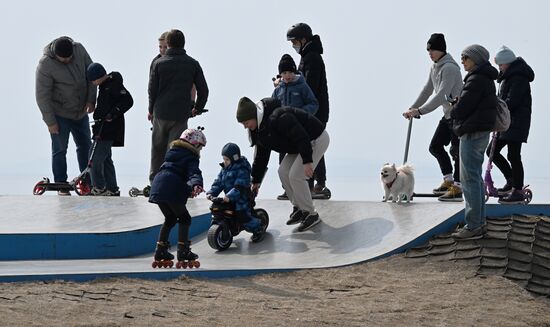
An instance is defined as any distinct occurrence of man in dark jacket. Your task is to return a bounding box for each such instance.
[87,63,134,196]
[148,29,209,184]
[36,36,96,195]
[287,23,331,198]
[489,46,535,204]
[451,45,498,239]
[236,97,330,232]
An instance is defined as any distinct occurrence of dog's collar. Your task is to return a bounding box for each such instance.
[385,172,399,189]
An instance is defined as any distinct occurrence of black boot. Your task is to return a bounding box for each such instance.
[154,241,174,261]
[152,241,174,268]
[176,241,200,268]
[497,179,513,196]
[498,189,525,204]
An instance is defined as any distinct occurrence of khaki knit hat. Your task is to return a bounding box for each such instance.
[236,97,257,122]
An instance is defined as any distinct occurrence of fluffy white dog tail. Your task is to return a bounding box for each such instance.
[399,163,415,175]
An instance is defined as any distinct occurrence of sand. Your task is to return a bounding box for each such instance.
[1,254,549,327]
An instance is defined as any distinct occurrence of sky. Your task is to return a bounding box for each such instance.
[1,0,549,201]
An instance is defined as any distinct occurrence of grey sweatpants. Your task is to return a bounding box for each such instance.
[278,130,330,214]
[149,117,188,183]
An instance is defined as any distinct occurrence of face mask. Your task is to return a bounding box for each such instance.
[292,44,301,54]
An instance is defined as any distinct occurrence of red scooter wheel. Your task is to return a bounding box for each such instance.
[33,181,47,195]
[75,178,91,196]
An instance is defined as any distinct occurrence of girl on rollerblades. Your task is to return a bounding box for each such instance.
[148,127,206,269]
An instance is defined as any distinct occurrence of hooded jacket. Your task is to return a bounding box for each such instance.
[451,62,498,136]
[496,57,534,143]
[272,74,318,115]
[148,48,209,121]
[298,35,329,123]
[92,72,134,147]
[412,53,464,119]
[207,156,253,212]
[249,97,325,183]
[148,139,203,204]
[36,37,96,126]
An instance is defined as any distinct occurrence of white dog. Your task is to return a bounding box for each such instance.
[380,163,415,203]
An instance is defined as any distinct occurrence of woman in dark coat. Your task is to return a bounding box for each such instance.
[488,46,535,203]
[450,44,498,239]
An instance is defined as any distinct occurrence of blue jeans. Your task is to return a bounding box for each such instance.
[90,140,118,191]
[459,132,490,230]
[50,115,91,182]
[243,216,262,233]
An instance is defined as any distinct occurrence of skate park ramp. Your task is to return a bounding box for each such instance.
[1,196,549,282]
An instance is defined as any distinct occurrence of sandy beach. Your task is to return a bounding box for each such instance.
[1,254,549,327]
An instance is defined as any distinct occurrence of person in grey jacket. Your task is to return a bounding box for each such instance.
[403,33,464,201]
[148,29,209,184]
[35,36,96,195]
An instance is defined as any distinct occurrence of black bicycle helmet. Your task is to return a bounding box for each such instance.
[286,23,313,41]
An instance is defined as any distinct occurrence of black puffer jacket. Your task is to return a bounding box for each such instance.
[451,62,498,136]
[92,72,133,147]
[497,57,534,143]
[250,97,325,183]
[148,48,208,121]
[299,35,329,124]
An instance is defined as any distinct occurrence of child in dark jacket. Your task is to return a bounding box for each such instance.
[148,128,206,266]
[86,63,133,196]
[206,143,264,242]
[272,54,318,115]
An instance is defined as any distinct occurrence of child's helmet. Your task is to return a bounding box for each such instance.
[222,142,241,162]
[286,23,313,41]
[180,127,207,147]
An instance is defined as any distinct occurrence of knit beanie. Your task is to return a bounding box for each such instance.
[53,37,73,58]
[87,63,107,82]
[494,45,517,65]
[427,33,446,52]
[236,97,257,122]
[461,44,490,66]
[221,142,241,162]
[278,54,297,74]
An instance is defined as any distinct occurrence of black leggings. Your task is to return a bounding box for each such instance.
[157,202,192,244]
[429,117,460,182]
[487,139,524,189]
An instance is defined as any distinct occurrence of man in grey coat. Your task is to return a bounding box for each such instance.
[36,36,96,195]
[403,33,464,202]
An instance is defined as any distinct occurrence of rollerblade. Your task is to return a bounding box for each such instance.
[151,241,174,268]
[176,241,200,269]
[129,185,151,197]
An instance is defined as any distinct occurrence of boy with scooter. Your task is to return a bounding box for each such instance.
[86,63,133,196]
[206,143,265,242]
